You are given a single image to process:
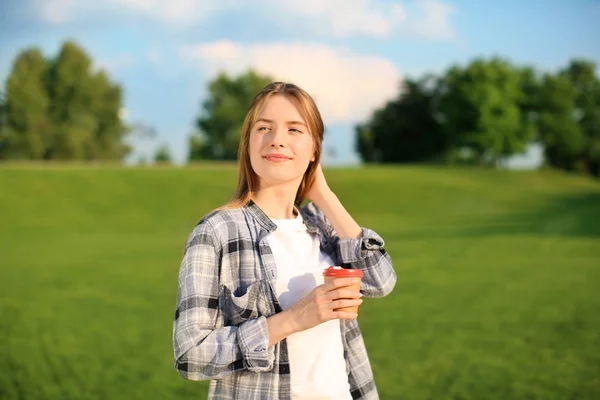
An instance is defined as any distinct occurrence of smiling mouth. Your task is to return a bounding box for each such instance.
[263,155,291,162]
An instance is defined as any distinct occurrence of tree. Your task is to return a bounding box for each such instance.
[1,40,130,161]
[537,73,584,171]
[47,41,130,160]
[190,70,273,161]
[356,75,444,163]
[0,90,6,156]
[560,59,600,176]
[1,48,51,159]
[437,58,532,165]
[154,143,172,164]
[46,41,96,159]
[87,70,131,160]
[516,66,541,146]
[356,58,541,166]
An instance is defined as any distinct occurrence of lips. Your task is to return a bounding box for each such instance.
[263,154,291,162]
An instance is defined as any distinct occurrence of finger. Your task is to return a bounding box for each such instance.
[333,311,358,320]
[326,288,363,301]
[330,299,363,310]
[323,277,360,290]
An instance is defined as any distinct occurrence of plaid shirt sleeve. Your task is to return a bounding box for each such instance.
[304,202,397,298]
[338,227,396,298]
[173,219,275,380]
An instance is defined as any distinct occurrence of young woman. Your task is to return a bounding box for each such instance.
[173,82,396,399]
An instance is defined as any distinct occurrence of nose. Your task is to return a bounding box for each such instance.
[269,126,287,148]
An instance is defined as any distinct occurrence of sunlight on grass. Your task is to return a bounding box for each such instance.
[1,165,599,399]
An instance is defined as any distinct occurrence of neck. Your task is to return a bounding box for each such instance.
[251,178,301,219]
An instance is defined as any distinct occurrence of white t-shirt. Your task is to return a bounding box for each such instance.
[268,211,352,400]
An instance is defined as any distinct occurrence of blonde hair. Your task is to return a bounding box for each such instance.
[220,82,324,210]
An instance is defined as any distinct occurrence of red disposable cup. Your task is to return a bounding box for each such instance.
[323,266,363,314]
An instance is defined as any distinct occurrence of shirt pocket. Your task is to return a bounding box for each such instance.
[219,279,272,326]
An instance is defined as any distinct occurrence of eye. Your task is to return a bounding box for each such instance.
[289,128,303,133]
[257,126,269,132]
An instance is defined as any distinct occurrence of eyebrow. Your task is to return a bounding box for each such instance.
[255,118,307,127]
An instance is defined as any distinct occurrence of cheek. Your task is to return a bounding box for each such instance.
[294,137,315,159]
[249,135,261,158]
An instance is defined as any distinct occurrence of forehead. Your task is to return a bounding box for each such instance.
[257,95,305,122]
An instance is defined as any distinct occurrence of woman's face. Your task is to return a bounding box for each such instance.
[249,95,315,188]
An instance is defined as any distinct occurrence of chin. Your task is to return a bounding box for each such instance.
[256,169,304,186]
[259,172,293,183]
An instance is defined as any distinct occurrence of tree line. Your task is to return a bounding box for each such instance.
[0,41,130,161]
[355,58,600,176]
[191,59,599,177]
[1,41,598,177]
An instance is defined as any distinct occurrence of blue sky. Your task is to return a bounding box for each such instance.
[1,0,598,166]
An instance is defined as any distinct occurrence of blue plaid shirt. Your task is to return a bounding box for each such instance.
[173,200,396,399]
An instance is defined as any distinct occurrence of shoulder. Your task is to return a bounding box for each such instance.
[196,206,246,229]
[184,207,243,249]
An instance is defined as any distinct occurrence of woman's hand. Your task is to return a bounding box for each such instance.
[286,277,363,334]
[304,163,332,204]
[303,163,362,239]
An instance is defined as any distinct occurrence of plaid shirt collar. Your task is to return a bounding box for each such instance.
[245,199,321,236]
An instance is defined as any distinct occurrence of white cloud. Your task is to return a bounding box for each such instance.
[112,0,235,26]
[36,0,456,41]
[269,0,406,38]
[267,0,456,40]
[36,0,235,26]
[404,0,456,40]
[180,41,402,123]
[39,0,74,24]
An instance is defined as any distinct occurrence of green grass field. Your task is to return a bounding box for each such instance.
[1,164,599,399]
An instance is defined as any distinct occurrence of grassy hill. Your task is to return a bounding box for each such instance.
[1,164,599,399]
